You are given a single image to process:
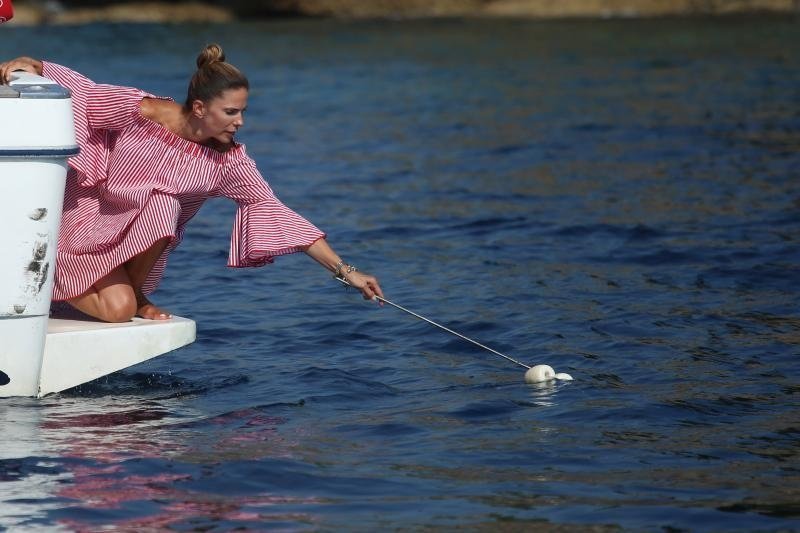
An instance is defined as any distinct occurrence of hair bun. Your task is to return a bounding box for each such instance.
[196,43,226,69]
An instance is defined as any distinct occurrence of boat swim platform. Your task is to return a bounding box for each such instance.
[40,310,195,397]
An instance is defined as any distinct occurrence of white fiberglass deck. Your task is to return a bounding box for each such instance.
[40,315,196,397]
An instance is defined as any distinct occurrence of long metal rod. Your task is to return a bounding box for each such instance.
[337,278,530,370]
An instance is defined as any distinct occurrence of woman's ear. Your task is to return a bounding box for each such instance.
[191,99,206,119]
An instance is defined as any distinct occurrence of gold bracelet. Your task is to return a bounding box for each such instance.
[333,261,358,280]
[333,260,345,278]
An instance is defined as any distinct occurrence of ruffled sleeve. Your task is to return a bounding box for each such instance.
[41,61,158,187]
[41,61,149,131]
[217,155,326,267]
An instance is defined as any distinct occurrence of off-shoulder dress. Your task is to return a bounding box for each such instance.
[41,62,325,301]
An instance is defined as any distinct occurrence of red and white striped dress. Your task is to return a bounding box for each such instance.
[42,62,326,301]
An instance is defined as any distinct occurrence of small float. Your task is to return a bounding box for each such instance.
[0,71,195,398]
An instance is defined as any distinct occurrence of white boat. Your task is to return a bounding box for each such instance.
[0,71,195,398]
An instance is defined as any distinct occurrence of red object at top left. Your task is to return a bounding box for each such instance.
[0,0,14,23]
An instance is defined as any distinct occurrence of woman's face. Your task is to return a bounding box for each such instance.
[197,87,248,144]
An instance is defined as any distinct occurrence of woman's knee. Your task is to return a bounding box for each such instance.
[101,291,137,323]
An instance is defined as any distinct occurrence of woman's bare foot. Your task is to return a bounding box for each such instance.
[135,293,172,320]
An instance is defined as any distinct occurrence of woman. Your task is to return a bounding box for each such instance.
[0,44,382,322]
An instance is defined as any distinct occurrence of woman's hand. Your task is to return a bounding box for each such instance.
[343,269,384,302]
[0,57,43,84]
[304,238,385,302]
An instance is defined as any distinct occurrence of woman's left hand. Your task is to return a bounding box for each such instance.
[343,270,384,302]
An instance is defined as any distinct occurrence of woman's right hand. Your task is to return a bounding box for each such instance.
[0,57,43,84]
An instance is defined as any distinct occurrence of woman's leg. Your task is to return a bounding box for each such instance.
[66,266,138,323]
[66,237,172,322]
[123,237,171,320]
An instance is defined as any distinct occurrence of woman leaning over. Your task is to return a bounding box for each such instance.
[0,44,383,323]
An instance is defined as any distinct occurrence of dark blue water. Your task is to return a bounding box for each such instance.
[2,17,799,530]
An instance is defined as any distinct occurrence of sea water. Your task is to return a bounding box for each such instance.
[1,17,799,530]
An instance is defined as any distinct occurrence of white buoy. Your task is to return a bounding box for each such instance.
[524,364,573,384]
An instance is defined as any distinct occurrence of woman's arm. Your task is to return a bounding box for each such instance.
[2,57,150,132]
[218,158,384,302]
[304,238,384,301]
[0,56,43,83]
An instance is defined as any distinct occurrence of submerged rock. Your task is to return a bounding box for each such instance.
[223,0,799,18]
[9,2,234,25]
[6,0,799,25]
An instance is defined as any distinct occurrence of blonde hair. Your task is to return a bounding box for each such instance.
[185,43,249,108]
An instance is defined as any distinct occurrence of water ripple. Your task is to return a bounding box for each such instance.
[2,16,799,532]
